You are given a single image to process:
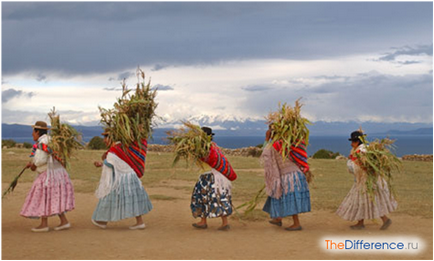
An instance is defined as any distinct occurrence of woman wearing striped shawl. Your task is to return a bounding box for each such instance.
[91,131,152,230]
[190,127,236,231]
[261,126,311,231]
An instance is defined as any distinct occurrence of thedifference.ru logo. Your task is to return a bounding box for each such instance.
[320,236,424,254]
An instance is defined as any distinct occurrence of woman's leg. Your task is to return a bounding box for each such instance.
[269,216,282,226]
[58,213,69,226]
[195,217,207,226]
[350,219,365,229]
[380,215,392,230]
[133,215,144,226]
[220,216,228,227]
[35,217,48,229]
[289,214,301,228]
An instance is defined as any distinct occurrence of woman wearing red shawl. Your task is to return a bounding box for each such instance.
[91,131,152,230]
[261,125,311,231]
[190,127,236,231]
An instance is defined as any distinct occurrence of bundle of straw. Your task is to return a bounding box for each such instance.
[354,136,402,200]
[99,68,158,147]
[48,107,83,170]
[2,167,26,199]
[266,99,311,158]
[238,99,311,216]
[236,184,266,214]
[166,121,212,168]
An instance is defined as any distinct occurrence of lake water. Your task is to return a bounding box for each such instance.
[5,135,432,157]
[150,135,433,157]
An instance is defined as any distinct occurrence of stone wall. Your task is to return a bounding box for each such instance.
[401,154,433,162]
[148,144,263,157]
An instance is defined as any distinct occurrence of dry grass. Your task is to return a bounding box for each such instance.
[2,148,432,218]
[48,107,84,170]
[166,121,212,168]
[354,137,402,200]
[267,99,311,157]
[99,68,158,147]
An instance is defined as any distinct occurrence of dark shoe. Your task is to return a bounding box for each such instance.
[269,220,282,227]
[380,219,392,230]
[192,223,207,229]
[217,225,230,231]
[285,226,302,231]
[350,225,365,230]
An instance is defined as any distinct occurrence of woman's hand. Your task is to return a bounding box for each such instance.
[94,161,103,168]
[26,162,37,171]
[25,162,33,169]
[265,129,271,142]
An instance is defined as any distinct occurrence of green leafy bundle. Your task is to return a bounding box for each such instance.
[166,121,212,168]
[267,99,311,158]
[48,107,83,170]
[99,68,158,147]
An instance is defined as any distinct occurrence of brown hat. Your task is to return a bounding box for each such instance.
[32,121,50,130]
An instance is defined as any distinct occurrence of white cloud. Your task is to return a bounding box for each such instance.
[2,49,432,125]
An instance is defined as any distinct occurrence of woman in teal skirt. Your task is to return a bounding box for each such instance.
[91,132,152,230]
[261,126,311,231]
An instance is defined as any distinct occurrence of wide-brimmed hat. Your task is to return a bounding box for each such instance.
[32,121,50,130]
[201,127,215,136]
[348,131,365,142]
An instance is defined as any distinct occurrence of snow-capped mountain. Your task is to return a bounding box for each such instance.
[154,114,433,136]
[155,114,268,135]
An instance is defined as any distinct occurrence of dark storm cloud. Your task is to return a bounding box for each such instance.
[36,73,47,82]
[117,72,135,81]
[151,64,168,71]
[240,71,433,123]
[2,2,432,76]
[378,44,433,62]
[242,85,273,92]
[2,89,35,103]
[152,84,174,91]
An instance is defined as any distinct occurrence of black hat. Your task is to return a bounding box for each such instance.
[348,131,365,142]
[201,127,215,136]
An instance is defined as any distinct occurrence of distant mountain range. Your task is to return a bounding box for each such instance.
[373,128,433,136]
[2,117,432,143]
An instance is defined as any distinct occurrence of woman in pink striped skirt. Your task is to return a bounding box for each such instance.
[20,121,75,232]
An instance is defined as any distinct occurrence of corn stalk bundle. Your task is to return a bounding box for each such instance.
[166,121,212,168]
[266,99,311,158]
[48,107,83,170]
[99,68,158,147]
[354,137,402,201]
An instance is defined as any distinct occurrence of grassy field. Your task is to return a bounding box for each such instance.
[2,148,433,218]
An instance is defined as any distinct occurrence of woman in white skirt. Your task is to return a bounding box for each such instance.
[92,132,153,230]
[336,131,397,230]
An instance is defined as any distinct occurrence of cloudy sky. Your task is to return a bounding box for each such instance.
[2,2,433,127]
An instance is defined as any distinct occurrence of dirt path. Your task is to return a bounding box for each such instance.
[2,182,432,260]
